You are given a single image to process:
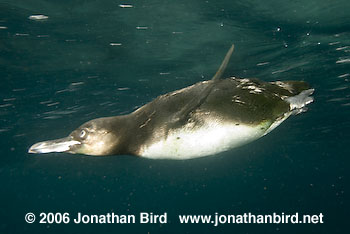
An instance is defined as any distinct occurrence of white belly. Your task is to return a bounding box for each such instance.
[139,120,270,160]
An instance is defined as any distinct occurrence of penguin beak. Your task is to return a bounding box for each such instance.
[28,136,81,154]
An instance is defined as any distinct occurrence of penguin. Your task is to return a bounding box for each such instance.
[28,45,314,159]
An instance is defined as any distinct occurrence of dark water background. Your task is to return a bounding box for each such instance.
[0,0,349,233]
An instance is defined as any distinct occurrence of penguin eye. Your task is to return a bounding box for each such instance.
[79,129,87,139]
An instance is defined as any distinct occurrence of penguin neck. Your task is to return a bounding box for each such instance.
[103,114,136,156]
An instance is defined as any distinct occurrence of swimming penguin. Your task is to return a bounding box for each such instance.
[28,45,314,159]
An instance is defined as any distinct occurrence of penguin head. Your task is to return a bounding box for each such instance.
[28,117,123,156]
[68,117,120,155]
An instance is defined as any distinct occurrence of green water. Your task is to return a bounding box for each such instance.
[0,0,349,233]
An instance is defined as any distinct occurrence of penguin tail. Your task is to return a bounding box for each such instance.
[285,88,314,115]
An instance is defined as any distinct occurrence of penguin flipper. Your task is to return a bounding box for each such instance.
[171,44,235,124]
[211,44,234,81]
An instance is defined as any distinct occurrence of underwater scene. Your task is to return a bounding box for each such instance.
[0,0,349,233]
